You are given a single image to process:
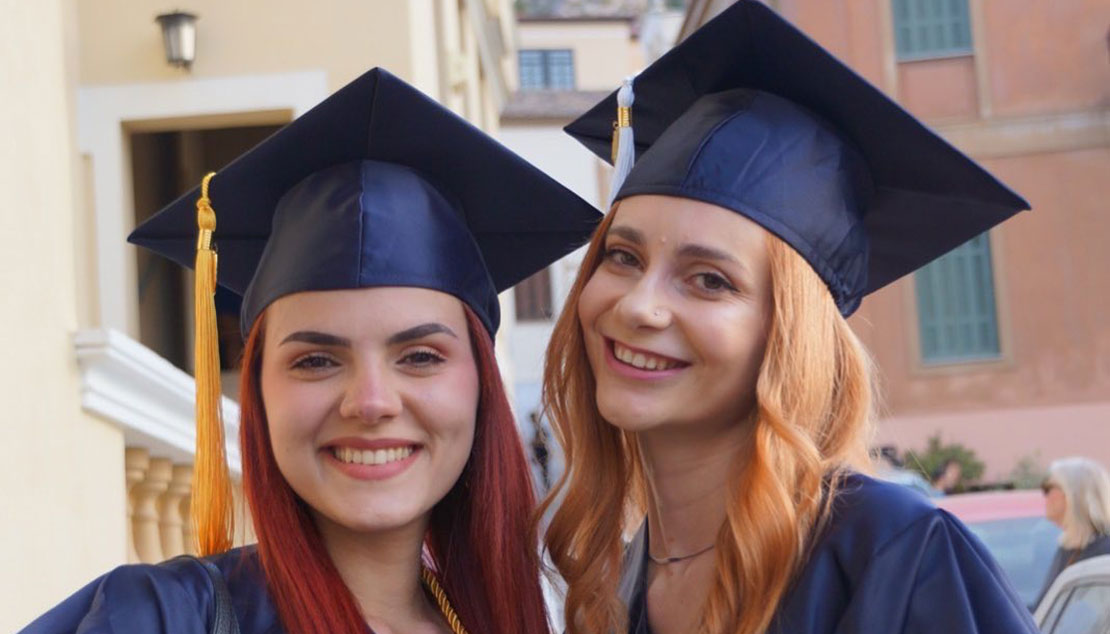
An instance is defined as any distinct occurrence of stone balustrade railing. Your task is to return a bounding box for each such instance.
[125,447,252,563]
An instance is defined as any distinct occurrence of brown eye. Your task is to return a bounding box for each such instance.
[400,349,446,368]
[692,272,736,293]
[604,247,640,268]
[291,354,339,371]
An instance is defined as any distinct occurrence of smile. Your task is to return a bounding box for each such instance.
[610,340,688,371]
[330,445,416,466]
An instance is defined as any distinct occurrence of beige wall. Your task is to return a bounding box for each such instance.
[77,0,420,93]
[518,19,645,90]
[0,0,128,630]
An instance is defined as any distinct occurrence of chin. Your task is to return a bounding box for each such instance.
[596,393,669,433]
[325,504,428,534]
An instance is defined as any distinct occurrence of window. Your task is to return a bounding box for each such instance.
[892,0,973,60]
[514,267,554,321]
[914,233,1000,364]
[518,49,575,91]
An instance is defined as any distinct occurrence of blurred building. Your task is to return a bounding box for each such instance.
[683,0,1110,481]
[0,1,515,630]
[498,0,688,491]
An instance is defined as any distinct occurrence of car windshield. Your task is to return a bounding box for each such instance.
[965,516,1061,608]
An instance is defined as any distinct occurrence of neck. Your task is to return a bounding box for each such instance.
[638,421,748,560]
[314,513,436,627]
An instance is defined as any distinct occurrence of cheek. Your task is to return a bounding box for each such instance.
[697,312,767,376]
[1050,492,1066,514]
[577,270,622,330]
[259,366,330,459]
[417,366,479,448]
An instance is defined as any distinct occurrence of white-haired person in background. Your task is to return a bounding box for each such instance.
[1033,457,1110,608]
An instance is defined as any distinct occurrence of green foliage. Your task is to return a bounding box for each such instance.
[1009,452,1047,490]
[902,433,985,492]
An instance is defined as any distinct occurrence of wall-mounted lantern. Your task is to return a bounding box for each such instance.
[155,11,198,69]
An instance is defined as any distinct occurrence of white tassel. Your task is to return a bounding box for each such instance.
[607,77,636,212]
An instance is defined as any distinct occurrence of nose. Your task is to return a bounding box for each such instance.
[614,274,672,330]
[338,363,403,423]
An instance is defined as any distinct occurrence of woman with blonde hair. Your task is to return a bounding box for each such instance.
[1034,457,1110,607]
[539,3,1039,633]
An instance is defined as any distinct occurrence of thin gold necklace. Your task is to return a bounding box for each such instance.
[421,567,469,634]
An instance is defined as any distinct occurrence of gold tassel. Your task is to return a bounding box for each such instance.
[192,172,234,557]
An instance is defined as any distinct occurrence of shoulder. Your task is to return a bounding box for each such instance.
[782,474,1038,632]
[19,547,263,634]
[1083,533,1110,558]
[102,546,261,599]
[821,472,941,553]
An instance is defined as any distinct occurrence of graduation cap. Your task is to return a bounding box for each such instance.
[129,68,601,556]
[565,0,1028,316]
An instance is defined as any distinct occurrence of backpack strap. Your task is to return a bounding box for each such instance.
[168,555,241,634]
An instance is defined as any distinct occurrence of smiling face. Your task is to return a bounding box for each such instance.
[577,195,773,438]
[260,286,478,535]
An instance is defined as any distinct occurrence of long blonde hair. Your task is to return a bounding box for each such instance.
[539,208,877,633]
[1047,457,1110,550]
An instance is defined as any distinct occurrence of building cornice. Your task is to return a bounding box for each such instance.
[74,328,241,475]
[936,109,1110,159]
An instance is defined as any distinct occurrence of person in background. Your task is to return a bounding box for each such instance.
[874,445,934,498]
[930,458,963,496]
[529,411,553,493]
[1032,457,1110,609]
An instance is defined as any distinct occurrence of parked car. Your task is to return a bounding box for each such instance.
[936,489,1061,609]
[1034,554,1110,633]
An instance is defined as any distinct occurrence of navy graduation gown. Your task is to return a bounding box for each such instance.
[620,474,1039,633]
[19,546,289,634]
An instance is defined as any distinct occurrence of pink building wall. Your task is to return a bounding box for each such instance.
[774,0,1110,481]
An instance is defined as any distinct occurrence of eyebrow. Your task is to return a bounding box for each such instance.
[605,225,644,245]
[676,243,744,268]
[608,225,748,271]
[279,323,459,348]
[386,322,458,345]
[280,331,352,347]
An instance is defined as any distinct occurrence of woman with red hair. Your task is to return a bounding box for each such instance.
[21,69,598,634]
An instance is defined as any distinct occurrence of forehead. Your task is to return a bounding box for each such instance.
[609,195,771,255]
[264,286,468,338]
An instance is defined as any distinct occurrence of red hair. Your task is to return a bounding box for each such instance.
[239,305,549,633]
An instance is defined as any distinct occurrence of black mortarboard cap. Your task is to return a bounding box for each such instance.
[129,68,601,335]
[565,0,1028,315]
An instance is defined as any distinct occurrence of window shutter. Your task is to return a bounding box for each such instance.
[892,0,973,60]
[915,233,1000,363]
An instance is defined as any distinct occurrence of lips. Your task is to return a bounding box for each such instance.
[322,438,422,481]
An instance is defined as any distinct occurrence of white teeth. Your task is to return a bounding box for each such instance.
[333,446,415,466]
[612,342,680,371]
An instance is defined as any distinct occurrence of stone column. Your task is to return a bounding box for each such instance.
[181,488,196,556]
[124,448,149,563]
[133,457,171,563]
[159,464,192,558]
